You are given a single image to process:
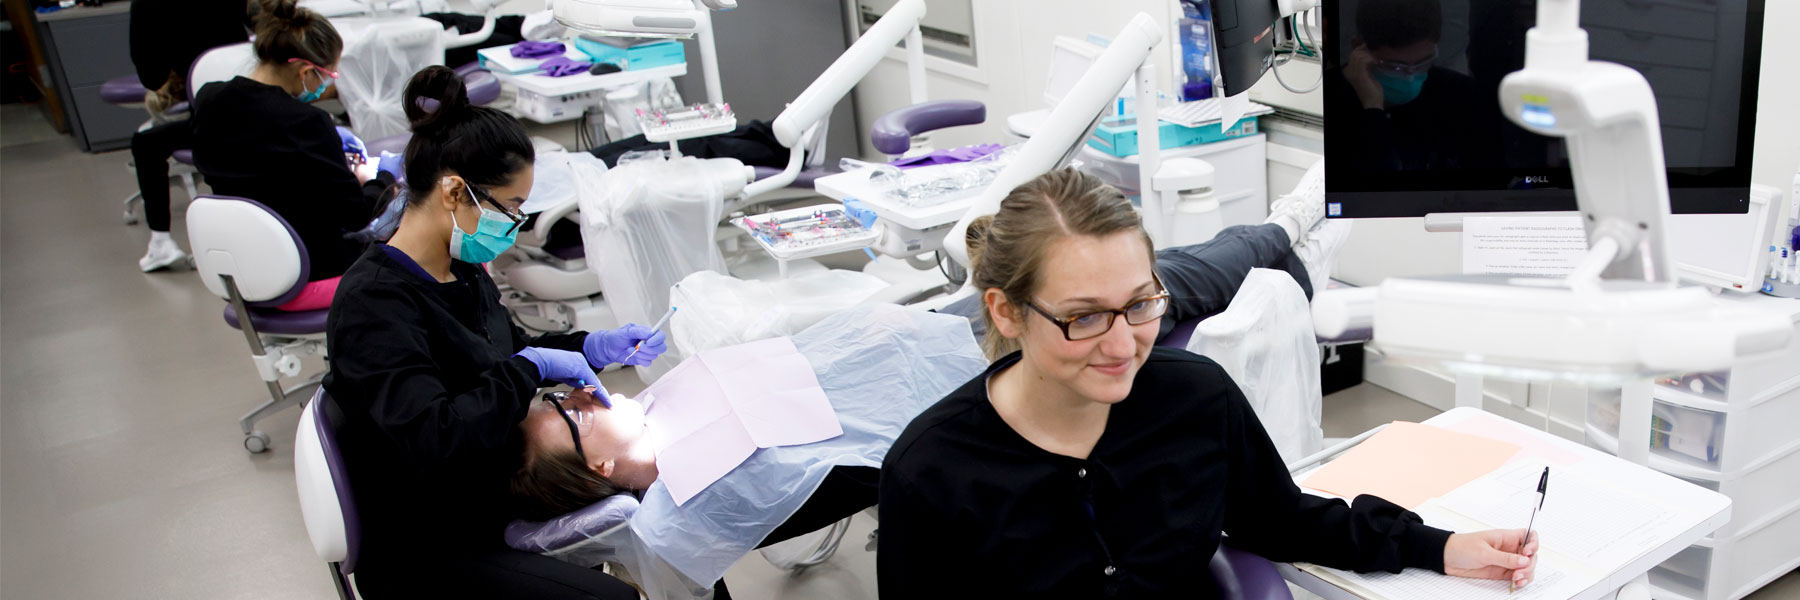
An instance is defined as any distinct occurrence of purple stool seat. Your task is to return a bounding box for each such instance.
[224,305,330,336]
[871,99,986,156]
[752,165,832,189]
[102,75,149,105]
[1211,544,1294,600]
[1159,318,1202,349]
[173,149,195,164]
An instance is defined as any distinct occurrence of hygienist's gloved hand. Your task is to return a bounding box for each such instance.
[515,347,605,400]
[336,126,367,161]
[583,324,667,368]
[377,151,405,182]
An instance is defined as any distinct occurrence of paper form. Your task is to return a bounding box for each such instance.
[1439,411,1586,467]
[1301,422,1523,509]
[1439,462,1677,571]
[640,337,841,506]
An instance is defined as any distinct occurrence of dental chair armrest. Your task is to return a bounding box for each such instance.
[871,99,987,156]
[1212,544,1295,600]
[518,196,581,250]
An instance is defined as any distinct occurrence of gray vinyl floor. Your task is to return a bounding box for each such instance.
[2,102,1795,599]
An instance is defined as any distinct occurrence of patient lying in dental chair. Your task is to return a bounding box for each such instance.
[506,304,987,593]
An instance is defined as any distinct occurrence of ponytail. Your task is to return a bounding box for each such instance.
[401,66,535,205]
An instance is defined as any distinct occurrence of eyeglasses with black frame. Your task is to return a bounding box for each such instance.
[1023,272,1171,341]
[541,392,585,458]
[467,183,526,236]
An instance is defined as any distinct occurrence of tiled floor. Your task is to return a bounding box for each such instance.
[2,104,1795,599]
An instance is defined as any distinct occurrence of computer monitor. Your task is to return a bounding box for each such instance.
[1323,0,1764,218]
[1211,0,1283,97]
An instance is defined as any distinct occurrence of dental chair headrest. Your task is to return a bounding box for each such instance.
[504,494,641,554]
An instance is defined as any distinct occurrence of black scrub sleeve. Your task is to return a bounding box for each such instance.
[508,321,589,355]
[876,466,978,597]
[292,111,380,232]
[330,285,546,469]
[1219,382,1452,573]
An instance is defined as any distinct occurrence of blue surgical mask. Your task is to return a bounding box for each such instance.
[447,187,520,264]
[1375,70,1428,106]
[297,71,334,103]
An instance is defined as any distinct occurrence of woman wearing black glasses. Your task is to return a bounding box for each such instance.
[878,168,1541,597]
[321,65,658,599]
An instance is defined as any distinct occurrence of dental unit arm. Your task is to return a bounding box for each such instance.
[738,0,930,200]
[943,13,1166,271]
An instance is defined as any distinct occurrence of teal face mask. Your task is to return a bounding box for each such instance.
[447,186,521,264]
[297,77,333,103]
[1375,70,1428,106]
[292,62,337,103]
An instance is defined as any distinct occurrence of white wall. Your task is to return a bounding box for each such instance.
[848,0,1180,159]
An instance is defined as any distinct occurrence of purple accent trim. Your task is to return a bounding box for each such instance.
[870,99,986,155]
[101,75,149,104]
[1211,544,1293,600]
[200,195,313,307]
[380,244,437,283]
[172,149,195,164]
[454,61,484,79]
[1159,318,1201,349]
[223,305,330,334]
[311,389,364,575]
[751,166,830,189]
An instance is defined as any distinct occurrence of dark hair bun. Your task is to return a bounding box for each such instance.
[250,0,340,66]
[404,65,473,133]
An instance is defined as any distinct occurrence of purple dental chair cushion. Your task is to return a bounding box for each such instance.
[751,165,830,189]
[504,494,643,553]
[223,305,330,335]
[1212,544,1294,600]
[173,149,195,164]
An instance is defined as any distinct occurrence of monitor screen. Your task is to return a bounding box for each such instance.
[1323,0,1763,217]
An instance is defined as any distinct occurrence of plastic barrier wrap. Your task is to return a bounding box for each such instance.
[510,305,986,598]
[336,19,443,141]
[1188,268,1323,466]
[576,156,735,382]
[667,270,890,357]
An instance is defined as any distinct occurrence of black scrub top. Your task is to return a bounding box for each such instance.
[191,77,393,280]
[878,347,1452,598]
[322,245,588,563]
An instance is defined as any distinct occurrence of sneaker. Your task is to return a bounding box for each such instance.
[1268,159,1327,244]
[1295,218,1352,295]
[139,238,189,272]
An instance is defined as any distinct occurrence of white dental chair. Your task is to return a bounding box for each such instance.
[187,195,330,453]
[295,388,363,599]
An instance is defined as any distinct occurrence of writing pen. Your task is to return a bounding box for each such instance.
[1514,467,1549,594]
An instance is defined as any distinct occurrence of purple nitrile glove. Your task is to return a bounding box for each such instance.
[538,56,594,78]
[377,151,405,182]
[511,40,566,59]
[515,348,605,401]
[888,143,1003,169]
[583,323,667,368]
[336,126,368,162]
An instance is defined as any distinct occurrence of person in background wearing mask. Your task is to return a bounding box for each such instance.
[1325,0,1503,173]
[189,0,395,310]
[322,65,661,597]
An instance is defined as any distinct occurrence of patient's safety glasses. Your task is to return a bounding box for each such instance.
[1025,272,1171,341]
[468,184,526,236]
[542,392,585,458]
